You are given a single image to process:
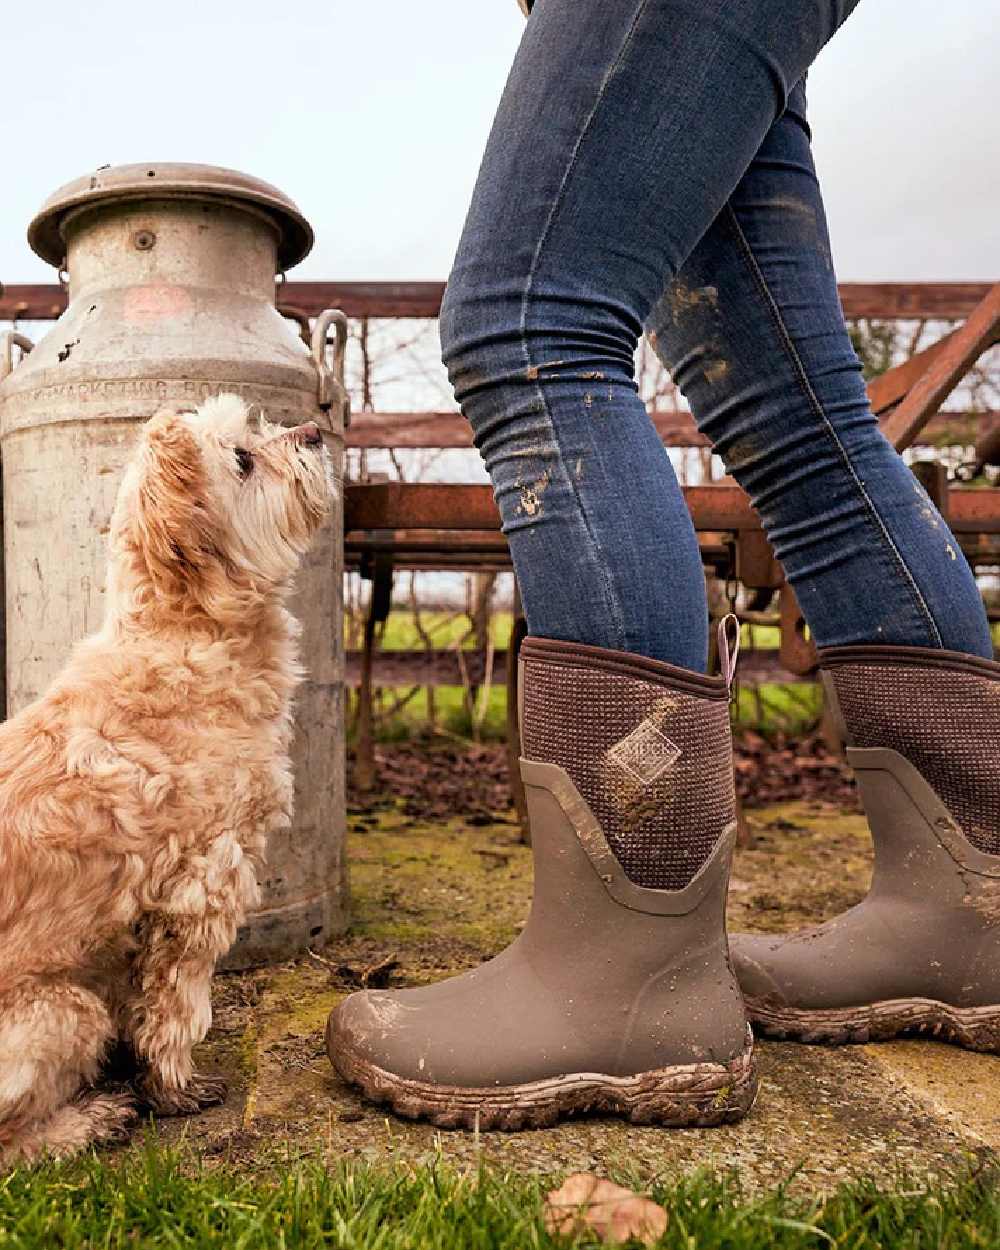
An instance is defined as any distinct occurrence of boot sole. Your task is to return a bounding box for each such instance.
[746,996,1000,1052]
[328,1024,758,1131]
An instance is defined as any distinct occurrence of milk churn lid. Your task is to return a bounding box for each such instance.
[28,162,314,271]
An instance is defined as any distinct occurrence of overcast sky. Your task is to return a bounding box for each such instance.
[3,0,996,286]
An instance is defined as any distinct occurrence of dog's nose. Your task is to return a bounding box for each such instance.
[297,422,323,447]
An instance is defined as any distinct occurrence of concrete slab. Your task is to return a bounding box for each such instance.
[863,1041,1000,1151]
[156,802,995,1189]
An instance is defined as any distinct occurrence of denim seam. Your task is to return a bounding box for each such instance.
[721,204,944,648]
[517,1,652,653]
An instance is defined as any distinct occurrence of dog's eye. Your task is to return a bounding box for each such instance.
[234,447,253,478]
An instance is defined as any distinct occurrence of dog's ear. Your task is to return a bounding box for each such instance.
[131,407,215,595]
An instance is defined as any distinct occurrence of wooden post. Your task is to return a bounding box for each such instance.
[354,608,378,794]
[353,553,394,793]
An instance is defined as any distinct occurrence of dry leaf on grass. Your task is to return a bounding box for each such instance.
[543,1172,667,1245]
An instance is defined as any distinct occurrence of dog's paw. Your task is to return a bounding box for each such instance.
[89,1093,140,1146]
[137,1072,228,1116]
[186,1073,229,1110]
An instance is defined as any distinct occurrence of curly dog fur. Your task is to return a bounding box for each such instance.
[0,394,332,1161]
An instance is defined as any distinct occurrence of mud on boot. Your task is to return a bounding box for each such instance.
[733,645,1000,1053]
[327,631,757,1130]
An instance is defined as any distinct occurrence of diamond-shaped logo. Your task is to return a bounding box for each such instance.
[606,719,681,786]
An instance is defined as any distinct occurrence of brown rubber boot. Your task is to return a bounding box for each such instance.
[733,644,1000,1051]
[326,632,757,1129]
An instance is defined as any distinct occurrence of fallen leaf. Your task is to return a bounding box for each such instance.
[543,1173,667,1245]
[319,951,401,989]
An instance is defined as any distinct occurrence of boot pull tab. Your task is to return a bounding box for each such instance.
[717,613,741,694]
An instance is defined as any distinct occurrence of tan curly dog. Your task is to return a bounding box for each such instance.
[0,394,332,1161]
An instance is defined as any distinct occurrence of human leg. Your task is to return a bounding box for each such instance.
[329,0,864,1125]
[439,0,862,672]
[647,79,992,656]
[645,80,1000,1050]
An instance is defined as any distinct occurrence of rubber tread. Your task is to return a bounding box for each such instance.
[329,1022,758,1131]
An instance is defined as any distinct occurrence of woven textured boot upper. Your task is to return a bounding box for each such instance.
[520,636,735,889]
[822,645,1000,856]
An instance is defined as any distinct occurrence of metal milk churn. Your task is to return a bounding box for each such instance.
[0,163,349,967]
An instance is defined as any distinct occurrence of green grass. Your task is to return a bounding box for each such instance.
[358,612,1000,744]
[1,1144,998,1249]
[373,612,1000,660]
[366,679,820,744]
[372,613,782,655]
[732,682,823,734]
[362,612,816,743]
[357,686,509,743]
[350,610,511,743]
[740,623,780,651]
[375,612,514,652]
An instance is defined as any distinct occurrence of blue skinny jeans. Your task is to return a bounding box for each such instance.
[440,0,993,673]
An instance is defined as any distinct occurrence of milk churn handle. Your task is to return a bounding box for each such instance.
[0,332,34,383]
[311,308,351,430]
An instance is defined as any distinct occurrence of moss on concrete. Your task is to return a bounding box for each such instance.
[146,801,994,1190]
[344,807,532,964]
[728,802,873,935]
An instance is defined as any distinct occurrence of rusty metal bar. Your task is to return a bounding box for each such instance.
[348,412,472,449]
[2,281,995,324]
[837,283,996,321]
[345,483,501,530]
[343,482,760,533]
[0,285,66,321]
[346,407,998,451]
[882,282,1000,451]
[346,528,510,554]
[779,584,817,675]
[0,282,451,322]
[346,410,702,450]
[344,533,733,572]
[347,528,510,549]
[867,331,963,417]
[950,489,1000,535]
[911,460,950,520]
[345,480,1000,539]
[736,529,784,590]
[346,410,714,450]
[681,485,758,530]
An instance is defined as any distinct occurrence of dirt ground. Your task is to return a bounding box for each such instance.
[146,791,1000,1192]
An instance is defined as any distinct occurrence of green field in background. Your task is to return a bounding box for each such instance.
[354,614,817,741]
[353,612,1000,742]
